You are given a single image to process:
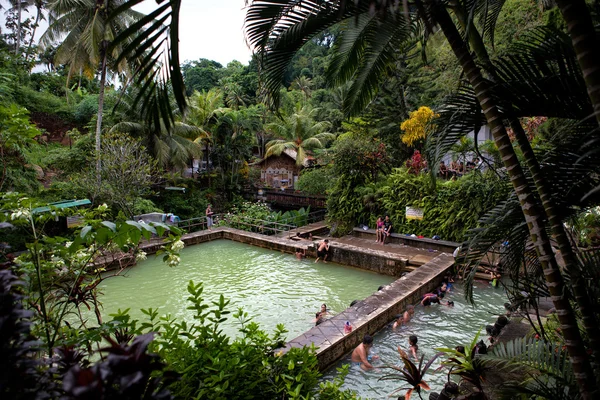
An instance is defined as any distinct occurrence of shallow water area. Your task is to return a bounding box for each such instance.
[322,281,507,399]
[96,240,395,338]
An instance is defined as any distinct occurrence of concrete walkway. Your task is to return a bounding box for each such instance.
[284,253,455,370]
[274,220,329,239]
[331,235,440,268]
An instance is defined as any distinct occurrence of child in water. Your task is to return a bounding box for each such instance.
[409,335,419,361]
[398,335,419,362]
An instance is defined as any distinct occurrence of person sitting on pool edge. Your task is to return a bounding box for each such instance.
[382,215,393,245]
[351,334,379,371]
[315,239,330,263]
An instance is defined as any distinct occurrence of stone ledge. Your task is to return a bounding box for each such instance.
[285,253,455,371]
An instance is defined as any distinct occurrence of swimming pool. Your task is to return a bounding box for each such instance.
[322,281,507,398]
[96,239,396,338]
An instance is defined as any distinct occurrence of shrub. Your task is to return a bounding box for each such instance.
[296,167,334,195]
[379,168,509,241]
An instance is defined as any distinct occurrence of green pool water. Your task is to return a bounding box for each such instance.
[96,239,396,338]
[322,281,507,399]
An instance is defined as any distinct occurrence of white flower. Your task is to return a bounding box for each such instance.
[171,239,185,252]
[97,203,109,212]
[135,251,147,262]
[10,208,31,221]
[167,254,181,267]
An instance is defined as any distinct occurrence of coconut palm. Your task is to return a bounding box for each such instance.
[554,0,600,128]
[244,1,598,397]
[265,104,334,166]
[291,76,313,100]
[109,89,204,170]
[40,0,143,176]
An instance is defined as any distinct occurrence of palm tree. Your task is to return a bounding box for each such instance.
[184,88,226,174]
[265,104,334,166]
[244,1,598,397]
[291,76,313,100]
[109,89,204,171]
[41,0,143,178]
[554,0,600,128]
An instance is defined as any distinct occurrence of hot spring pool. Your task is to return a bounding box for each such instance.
[96,239,396,338]
[322,281,507,398]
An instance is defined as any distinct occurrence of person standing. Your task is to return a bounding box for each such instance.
[315,239,330,263]
[206,204,214,230]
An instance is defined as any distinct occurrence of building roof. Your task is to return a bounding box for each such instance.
[32,199,92,214]
[256,148,313,167]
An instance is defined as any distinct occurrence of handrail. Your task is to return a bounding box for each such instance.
[178,208,327,237]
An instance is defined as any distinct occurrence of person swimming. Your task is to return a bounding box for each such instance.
[403,305,415,322]
[421,294,440,306]
[314,303,329,325]
[392,315,404,331]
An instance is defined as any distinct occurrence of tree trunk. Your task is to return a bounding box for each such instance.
[510,119,600,361]
[15,0,22,55]
[431,4,598,398]
[555,0,600,127]
[25,1,42,64]
[95,43,108,185]
[454,4,600,364]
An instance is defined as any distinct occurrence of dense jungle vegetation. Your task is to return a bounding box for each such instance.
[2,0,600,399]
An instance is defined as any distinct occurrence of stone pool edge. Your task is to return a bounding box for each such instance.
[99,227,453,371]
[100,227,410,277]
[283,253,455,371]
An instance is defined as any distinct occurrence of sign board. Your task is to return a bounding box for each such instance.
[405,207,424,221]
[67,215,84,228]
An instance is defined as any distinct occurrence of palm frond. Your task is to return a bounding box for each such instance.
[487,337,571,378]
[109,0,186,132]
[424,85,484,174]
[245,0,373,109]
[493,27,591,120]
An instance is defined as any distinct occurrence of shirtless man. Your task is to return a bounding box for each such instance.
[315,239,330,263]
[351,335,379,371]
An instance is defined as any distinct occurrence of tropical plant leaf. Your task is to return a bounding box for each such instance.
[109,0,187,133]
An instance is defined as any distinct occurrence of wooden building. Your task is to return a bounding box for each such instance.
[256,149,312,189]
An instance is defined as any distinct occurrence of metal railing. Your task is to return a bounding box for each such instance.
[178,209,327,237]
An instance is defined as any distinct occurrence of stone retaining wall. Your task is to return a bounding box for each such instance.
[123,228,407,277]
[95,227,454,371]
[284,254,455,371]
[353,227,459,253]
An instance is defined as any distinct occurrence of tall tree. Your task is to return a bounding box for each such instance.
[244,1,598,397]
[40,0,143,178]
[554,0,600,127]
[265,104,335,166]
